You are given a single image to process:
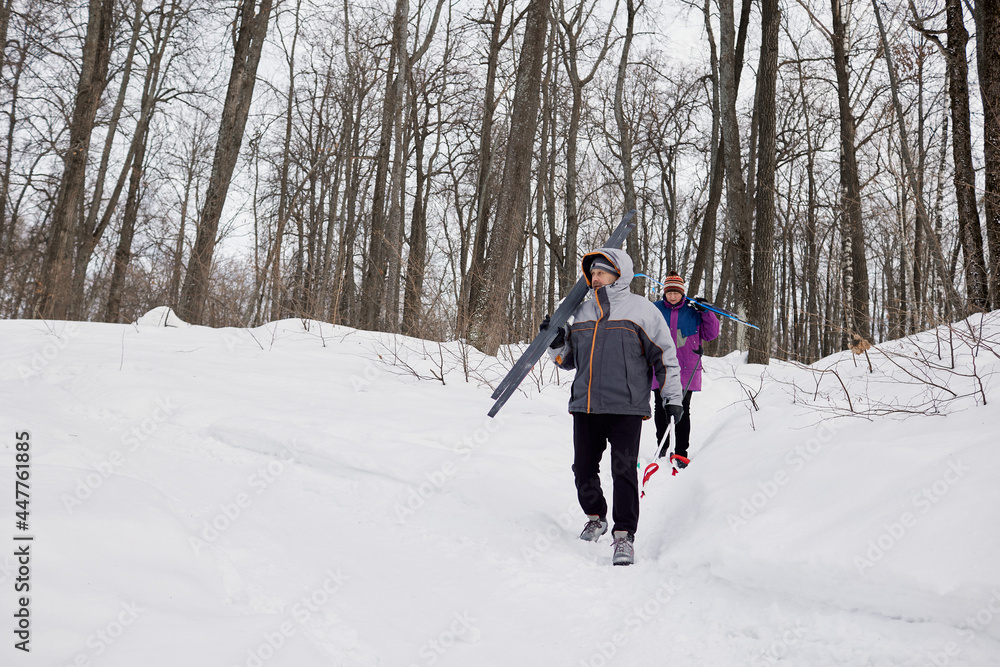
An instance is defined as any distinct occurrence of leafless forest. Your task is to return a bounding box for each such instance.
[1,0,998,363]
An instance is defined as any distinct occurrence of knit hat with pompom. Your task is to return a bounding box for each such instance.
[663,271,685,295]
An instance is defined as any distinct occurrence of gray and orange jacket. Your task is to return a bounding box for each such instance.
[548,247,683,417]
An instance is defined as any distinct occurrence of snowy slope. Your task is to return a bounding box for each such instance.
[1,308,999,666]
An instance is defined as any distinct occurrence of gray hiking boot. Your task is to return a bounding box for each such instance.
[579,516,608,542]
[612,531,634,566]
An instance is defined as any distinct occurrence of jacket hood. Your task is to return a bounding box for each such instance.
[581,247,634,290]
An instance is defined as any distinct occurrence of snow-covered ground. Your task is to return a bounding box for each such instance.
[1,307,999,666]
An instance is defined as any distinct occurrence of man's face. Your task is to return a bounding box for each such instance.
[591,268,616,289]
[665,290,684,305]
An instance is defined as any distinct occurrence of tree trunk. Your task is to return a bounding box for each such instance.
[535,29,555,325]
[67,0,145,318]
[382,36,412,332]
[976,0,1000,306]
[557,0,616,294]
[106,1,177,321]
[946,0,989,310]
[747,0,779,365]
[335,94,366,326]
[830,0,871,342]
[402,87,431,336]
[357,0,404,331]
[378,0,445,330]
[718,0,752,346]
[789,37,822,360]
[614,0,642,290]
[35,0,115,320]
[268,0,302,322]
[0,32,27,297]
[467,0,549,354]
[689,0,750,299]
[105,124,149,323]
[179,0,273,324]
[0,0,13,78]
[462,0,511,335]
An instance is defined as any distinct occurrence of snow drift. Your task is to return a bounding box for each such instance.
[1,310,998,666]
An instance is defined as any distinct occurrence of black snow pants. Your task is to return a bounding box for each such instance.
[572,412,643,535]
[653,388,693,459]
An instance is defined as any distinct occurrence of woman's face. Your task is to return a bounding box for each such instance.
[665,291,684,305]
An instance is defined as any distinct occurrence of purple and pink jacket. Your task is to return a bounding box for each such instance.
[650,298,720,393]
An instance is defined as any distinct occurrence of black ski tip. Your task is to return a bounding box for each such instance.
[487,398,504,418]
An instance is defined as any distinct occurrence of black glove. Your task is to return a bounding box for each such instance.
[687,297,707,312]
[664,402,683,423]
[540,314,566,349]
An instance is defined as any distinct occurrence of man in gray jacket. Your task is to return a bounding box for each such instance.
[547,247,683,565]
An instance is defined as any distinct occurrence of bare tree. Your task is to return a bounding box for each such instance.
[941,0,988,310]
[688,0,751,300]
[718,0,752,343]
[106,1,182,322]
[167,117,211,311]
[467,0,550,354]
[872,0,963,316]
[976,0,1000,306]
[614,0,642,290]
[403,23,452,336]
[179,0,273,324]
[34,0,115,320]
[747,0,779,364]
[266,0,303,322]
[830,0,871,342]
[555,0,618,293]
[462,0,515,334]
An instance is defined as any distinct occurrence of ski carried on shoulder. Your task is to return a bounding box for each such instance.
[487,210,638,418]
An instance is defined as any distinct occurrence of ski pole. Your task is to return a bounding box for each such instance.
[641,415,674,498]
[655,416,676,457]
[657,347,702,459]
[641,351,698,495]
[634,272,666,290]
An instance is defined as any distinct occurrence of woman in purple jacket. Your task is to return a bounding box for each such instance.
[651,272,720,467]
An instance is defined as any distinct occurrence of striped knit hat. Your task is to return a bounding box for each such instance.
[663,271,685,295]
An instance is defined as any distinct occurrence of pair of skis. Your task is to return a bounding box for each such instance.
[487,210,637,418]
[683,296,760,331]
[634,272,760,331]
